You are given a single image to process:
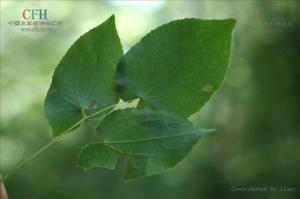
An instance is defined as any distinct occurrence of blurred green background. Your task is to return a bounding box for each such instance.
[1,1,299,199]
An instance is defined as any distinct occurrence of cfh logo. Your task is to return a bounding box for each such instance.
[22,9,47,20]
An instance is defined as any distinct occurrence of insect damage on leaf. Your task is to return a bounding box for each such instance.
[202,84,214,93]
[87,100,97,109]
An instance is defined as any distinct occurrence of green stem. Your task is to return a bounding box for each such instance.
[2,99,137,182]
[2,117,85,182]
[2,136,60,181]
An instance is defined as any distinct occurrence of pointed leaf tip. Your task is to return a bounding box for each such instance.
[202,128,216,135]
[44,15,123,137]
[107,14,115,22]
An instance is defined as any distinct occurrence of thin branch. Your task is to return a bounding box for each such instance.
[2,98,137,182]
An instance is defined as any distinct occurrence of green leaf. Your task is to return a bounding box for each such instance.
[77,108,213,179]
[116,18,236,117]
[44,15,123,137]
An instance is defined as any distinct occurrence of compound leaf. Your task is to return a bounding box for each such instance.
[44,15,123,137]
[116,18,236,117]
[77,108,213,179]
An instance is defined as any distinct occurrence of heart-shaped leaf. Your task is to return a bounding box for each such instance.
[116,18,236,117]
[44,15,123,137]
[77,108,213,179]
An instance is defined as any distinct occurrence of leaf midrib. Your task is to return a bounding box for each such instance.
[100,131,201,144]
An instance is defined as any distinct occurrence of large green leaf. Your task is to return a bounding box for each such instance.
[44,15,123,137]
[116,18,236,117]
[77,108,212,179]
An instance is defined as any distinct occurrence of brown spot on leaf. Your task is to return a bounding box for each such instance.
[88,100,97,109]
[202,84,214,93]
